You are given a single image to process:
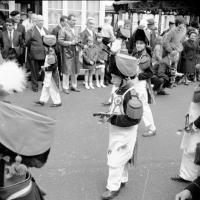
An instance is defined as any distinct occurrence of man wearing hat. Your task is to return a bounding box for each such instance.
[146,18,157,50]
[26,15,49,92]
[98,39,143,199]
[0,59,55,199]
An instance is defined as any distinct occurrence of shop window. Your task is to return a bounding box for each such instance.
[67,1,82,11]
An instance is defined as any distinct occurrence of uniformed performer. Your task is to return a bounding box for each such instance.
[0,60,55,199]
[172,84,200,183]
[94,45,143,200]
[132,29,157,137]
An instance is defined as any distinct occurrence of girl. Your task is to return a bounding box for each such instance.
[82,36,98,89]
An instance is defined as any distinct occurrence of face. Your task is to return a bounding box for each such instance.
[136,40,145,52]
[36,18,44,28]
[31,14,37,24]
[28,11,33,19]
[111,74,122,87]
[21,15,27,21]
[87,40,93,47]
[97,37,102,43]
[68,16,77,28]
[189,33,197,41]
[14,14,20,23]
[61,18,68,27]
[177,23,185,31]
[87,20,95,30]
[6,22,14,31]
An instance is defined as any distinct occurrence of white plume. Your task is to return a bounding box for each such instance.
[0,61,27,94]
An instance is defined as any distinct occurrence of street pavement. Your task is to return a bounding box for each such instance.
[6,81,198,200]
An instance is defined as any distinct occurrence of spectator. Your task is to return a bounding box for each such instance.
[146,18,157,50]
[101,16,116,46]
[95,32,107,88]
[175,176,200,200]
[179,30,199,85]
[22,8,34,32]
[152,36,163,67]
[151,51,178,95]
[82,36,98,89]
[58,14,81,94]
[0,18,24,64]
[20,12,27,24]
[161,20,175,37]
[52,15,68,80]
[25,15,49,92]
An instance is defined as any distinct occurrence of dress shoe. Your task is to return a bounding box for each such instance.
[171,175,191,183]
[63,89,70,94]
[35,101,45,106]
[71,87,80,92]
[157,90,169,95]
[142,129,156,137]
[120,182,126,188]
[101,189,120,200]
[50,103,62,107]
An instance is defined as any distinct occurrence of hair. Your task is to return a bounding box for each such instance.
[67,14,76,20]
[60,15,68,22]
[6,18,15,24]
[175,16,185,26]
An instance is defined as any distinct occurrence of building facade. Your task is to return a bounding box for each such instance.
[0,1,106,33]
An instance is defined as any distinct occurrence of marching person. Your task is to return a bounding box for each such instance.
[58,14,81,94]
[97,44,143,200]
[132,28,157,137]
[171,84,200,183]
[35,35,62,107]
[0,59,55,199]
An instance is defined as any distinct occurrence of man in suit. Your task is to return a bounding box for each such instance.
[52,15,68,80]
[0,18,24,62]
[26,15,49,92]
[58,14,81,94]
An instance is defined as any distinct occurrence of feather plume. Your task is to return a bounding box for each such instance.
[0,61,27,94]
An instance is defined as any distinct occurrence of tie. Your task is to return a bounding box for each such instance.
[9,31,13,47]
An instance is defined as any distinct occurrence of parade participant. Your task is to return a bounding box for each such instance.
[35,35,62,107]
[95,32,107,88]
[175,176,200,200]
[171,84,200,183]
[94,43,143,200]
[132,28,156,137]
[0,60,55,199]
[82,36,98,89]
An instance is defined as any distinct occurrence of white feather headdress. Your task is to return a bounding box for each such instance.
[0,61,27,95]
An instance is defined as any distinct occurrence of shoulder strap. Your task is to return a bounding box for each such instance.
[122,85,137,99]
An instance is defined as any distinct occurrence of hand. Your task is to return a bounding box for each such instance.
[175,190,192,200]
[90,61,94,65]
[41,65,45,70]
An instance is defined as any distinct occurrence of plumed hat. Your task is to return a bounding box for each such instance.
[134,28,149,44]
[43,35,56,47]
[0,101,55,168]
[109,54,138,78]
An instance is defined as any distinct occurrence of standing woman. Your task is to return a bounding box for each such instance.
[179,30,199,85]
[132,29,156,137]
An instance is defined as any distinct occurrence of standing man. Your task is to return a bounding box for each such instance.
[58,14,81,94]
[146,18,157,51]
[25,15,49,92]
[161,20,175,37]
[0,18,24,62]
[52,15,68,80]
[22,8,34,32]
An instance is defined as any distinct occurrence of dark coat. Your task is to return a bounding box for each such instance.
[95,42,108,64]
[25,26,49,60]
[79,28,96,45]
[58,24,80,74]
[0,30,24,58]
[82,45,98,70]
[51,25,62,54]
[186,176,200,200]
[179,39,199,74]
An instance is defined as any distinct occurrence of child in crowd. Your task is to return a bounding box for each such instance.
[82,36,98,89]
[35,35,62,107]
[95,32,107,88]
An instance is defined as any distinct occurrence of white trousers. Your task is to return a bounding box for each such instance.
[40,71,61,104]
[179,151,200,181]
[62,74,78,89]
[106,163,129,191]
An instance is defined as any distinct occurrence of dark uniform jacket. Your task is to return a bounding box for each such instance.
[186,176,200,200]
